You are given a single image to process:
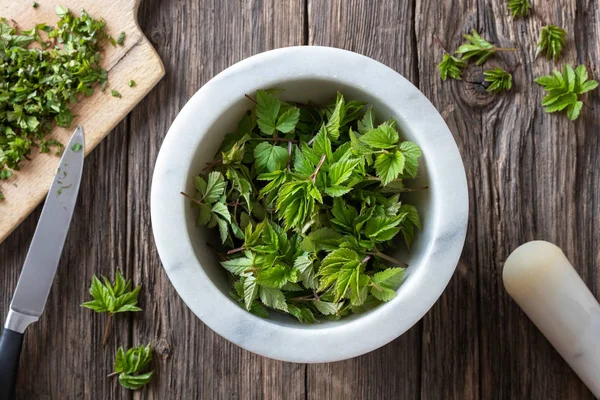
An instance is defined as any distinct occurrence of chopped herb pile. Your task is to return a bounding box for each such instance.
[0,6,111,198]
[184,90,424,322]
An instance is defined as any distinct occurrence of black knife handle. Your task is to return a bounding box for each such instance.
[0,328,23,400]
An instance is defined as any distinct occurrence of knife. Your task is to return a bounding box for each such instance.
[0,126,85,399]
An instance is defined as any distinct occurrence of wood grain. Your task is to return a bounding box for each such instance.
[1,0,599,399]
[0,0,164,243]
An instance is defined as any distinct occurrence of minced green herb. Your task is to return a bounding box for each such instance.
[117,31,126,45]
[111,90,121,98]
[0,6,110,199]
[71,143,83,152]
[128,80,136,87]
[184,90,425,322]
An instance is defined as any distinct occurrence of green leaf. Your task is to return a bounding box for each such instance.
[507,0,532,18]
[536,25,566,61]
[398,142,422,178]
[254,142,289,173]
[358,106,375,134]
[301,227,342,252]
[328,158,361,186]
[375,151,405,185]
[483,67,513,93]
[331,197,358,233]
[455,30,498,65]
[438,54,467,81]
[256,90,281,135]
[256,265,292,288]
[113,344,153,390]
[567,101,583,121]
[203,171,227,204]
[221,251,255,275]
[55,5,69,17]
[312,300,340,315]
[325,92,345,140]
[81,271,142,315]
[259,287,288,312]
[360,126,399,149]
[276,107,300,133]
[293,253,319,289]
[371,267,405,301]
[243,275,259,310]
[313,124,333,162]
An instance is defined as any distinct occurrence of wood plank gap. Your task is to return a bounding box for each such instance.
[303,0,309,45]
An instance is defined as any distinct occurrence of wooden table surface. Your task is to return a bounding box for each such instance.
[1,0,599,399]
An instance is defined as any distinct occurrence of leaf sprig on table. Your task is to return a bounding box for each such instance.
[484,68,513,93]
[438,54,467,81]
[455,30,518,65]
[184,90,424,322]
[536,25,567,61]
[111,344,153,390]
[535,65,598,120]
[81,270,142,347]
[507,0,532,18]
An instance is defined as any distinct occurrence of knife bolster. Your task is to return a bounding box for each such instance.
[4,310,38,334]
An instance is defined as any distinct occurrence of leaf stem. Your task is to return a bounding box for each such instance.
[290,295,318,302]
[107,371,119,378]
[102,313,113,348]
[203,159,222,171]
[361,255,372,264]
[286,140,293,171]
[432,35,449,54]
[310,154,327,183]
[180,191,204,206]
[366,250,408,267]
[244,94,258,104]
[370,282,383,292]
[227,246,245,255]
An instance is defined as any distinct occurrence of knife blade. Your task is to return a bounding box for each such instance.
[0,125,85,399]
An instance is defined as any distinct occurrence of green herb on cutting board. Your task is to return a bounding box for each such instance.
[110,344,153,390]
[535,64,598,120]
[32,2,39,8]
[111,90,122,98]
[182,90,424,323]
[128,80,136,87]
[0,6,110,199]
[117,31,126,45]
[81,270,142,347]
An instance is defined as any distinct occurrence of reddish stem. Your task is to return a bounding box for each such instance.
[310,154,327,183]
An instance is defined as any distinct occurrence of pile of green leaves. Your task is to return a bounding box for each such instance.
[185,90,424,323]
[0,6,110,196]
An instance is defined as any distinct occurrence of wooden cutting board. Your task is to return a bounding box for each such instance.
[0,0,164,243]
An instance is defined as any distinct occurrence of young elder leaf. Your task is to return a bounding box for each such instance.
[438,54,467,81]
[256,265,294,288]
[536,25,566,61]
[293,253,318,289]
[507,0,532,18]
[301,227,343,252]
[243,275,259,310]
[203,171,227,204]
[221,251,255,275]
[254,142,289,173]
[259,286,288,312]
[398,141,422,178]
[325,92,345,140]
[375,151,405,185]
[360,126,399,149]
[276,107,300,133]
[255,90,281,135]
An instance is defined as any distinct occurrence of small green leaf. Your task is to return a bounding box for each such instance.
[276,107,300,133]
[360,126,399,149]
[254,142,289,173]
[243,275,259,310]
[259,286,288,312]
[375,151,405,185]
[256,90,281,135]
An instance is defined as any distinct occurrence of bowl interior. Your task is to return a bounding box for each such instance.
[182,78,432,327]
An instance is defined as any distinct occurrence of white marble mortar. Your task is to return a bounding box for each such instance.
[150,46,469,363]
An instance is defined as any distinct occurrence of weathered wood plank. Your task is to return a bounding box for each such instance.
[306,1,422,399]
[0,123,131,399]
[475,1,598,398]
[129,1,306,399]
[413,0,480,398]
